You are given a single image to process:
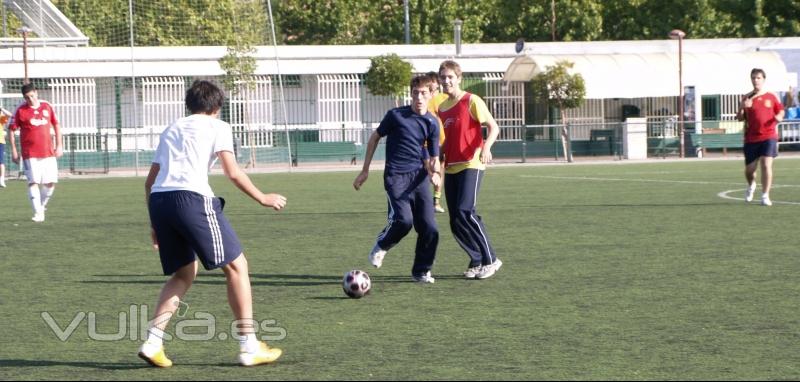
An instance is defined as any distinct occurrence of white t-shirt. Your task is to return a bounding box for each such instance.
[151,114,234,197]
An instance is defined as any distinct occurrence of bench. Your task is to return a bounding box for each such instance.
[292,142,360,166]
[691,129,743,157]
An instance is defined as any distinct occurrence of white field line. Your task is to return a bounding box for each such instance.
[519,175,800,205]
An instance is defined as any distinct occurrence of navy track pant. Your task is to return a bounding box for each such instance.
[444,168,497,268]
[375,168,439,276]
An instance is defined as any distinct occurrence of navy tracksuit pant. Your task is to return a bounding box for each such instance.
[376,168,439,276]
[444,168,497,268]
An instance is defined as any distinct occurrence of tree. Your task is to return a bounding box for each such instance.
[217,0,266,168]
[364,54,413,107]
[52,0,269,46]
[530,60,586,162]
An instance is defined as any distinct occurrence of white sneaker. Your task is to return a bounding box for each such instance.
[761,197,772,206]
[368,244,387,268]
[32,210,45,223]
[476,258,503,280]
[412,271,435,284]
[0,180,6,188]
[744,184,756,202]
[463,265,482,279]
[434,204,445,213]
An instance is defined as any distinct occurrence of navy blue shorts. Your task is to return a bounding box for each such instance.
[149,191,243,275]
[0,143,5,164]
[744,139,778,165]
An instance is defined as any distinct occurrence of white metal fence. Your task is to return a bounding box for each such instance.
[49,78,97,151]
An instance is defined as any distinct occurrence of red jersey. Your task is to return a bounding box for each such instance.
[438,93,484,167]
[743,92,783,143]
[9,101,59,159]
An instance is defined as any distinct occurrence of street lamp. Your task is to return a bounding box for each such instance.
[17,26,32,84]
[669,29,686,158]
[453,19,462,56]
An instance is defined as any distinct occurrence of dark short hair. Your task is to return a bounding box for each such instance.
[185,80,225,114]
[426,71,440,85]
[410,74,436,93]
[21,83,36,96]
[751,68,766,78]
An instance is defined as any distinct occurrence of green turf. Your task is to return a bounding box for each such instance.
[1,158,800,380]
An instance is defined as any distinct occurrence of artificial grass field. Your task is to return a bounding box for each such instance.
[1,158,799,380]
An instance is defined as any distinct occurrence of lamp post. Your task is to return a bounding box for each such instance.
[403,0,410,44]
[453,19,462,56]
[17,26,32,84]
[669,29,686,158]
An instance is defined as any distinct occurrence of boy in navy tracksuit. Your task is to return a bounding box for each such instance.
[353,74,441,283]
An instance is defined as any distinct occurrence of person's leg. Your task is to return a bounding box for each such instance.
[150,261,198,332]
[28,182,43,219]
[743,144,759,203]
[370,172,415,268]
[222,255,253,334]
[139,260,197,367]
[41,183,55,209]
[0,144,5,187]
[411,170,439,280]
[760,155,773,205]
[444,170,487,271]
[223,253,283,366]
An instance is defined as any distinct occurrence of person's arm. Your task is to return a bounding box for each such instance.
[218,150,286,210]
[736,92,754,122]
[52,119,63,158]
[353,131,381,191]
[8,125,18,164]
[425,119,441,187]
[481,115,500,164]
[144,163,160,249]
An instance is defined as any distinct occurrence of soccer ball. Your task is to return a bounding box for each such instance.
[342,270,371,298]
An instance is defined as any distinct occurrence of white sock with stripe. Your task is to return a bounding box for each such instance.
[40,186,54,209]
[28,184,42,213]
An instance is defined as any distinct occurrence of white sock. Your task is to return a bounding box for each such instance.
[145,327,166,346]
[748,182,756,191]
[28,184,42,213]
[40,186,54,208]
[240,333,260,353]
[762,192,770,200]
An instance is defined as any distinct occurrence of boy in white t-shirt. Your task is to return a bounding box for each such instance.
[140,80,287,367]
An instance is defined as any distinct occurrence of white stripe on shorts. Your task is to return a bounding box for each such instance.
[204,197,224,265]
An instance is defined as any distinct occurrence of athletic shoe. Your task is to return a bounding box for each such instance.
[744,183,756,202]
[412,271,435,284]
[138,342,173,368]
[476,258,503,280]
[0,180,6,188]
[32,211,45,223]
[368,243,387,268]
[761,197,772,206]
[463,265,482,279]
[434,204,445,213]
[238,341,282,366]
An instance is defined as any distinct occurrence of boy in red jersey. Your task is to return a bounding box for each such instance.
[8,84,62,222]
[736,68,784,206]
[437,60,503,279]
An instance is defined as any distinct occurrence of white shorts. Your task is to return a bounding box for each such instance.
[23,157,59,185]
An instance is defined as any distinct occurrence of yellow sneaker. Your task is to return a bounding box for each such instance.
[138,342,173,368]
[238,341,282,366]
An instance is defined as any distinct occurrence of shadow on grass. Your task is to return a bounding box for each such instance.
[83,273,465,287]
[0,358,147,370]
[0,358,296,369]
